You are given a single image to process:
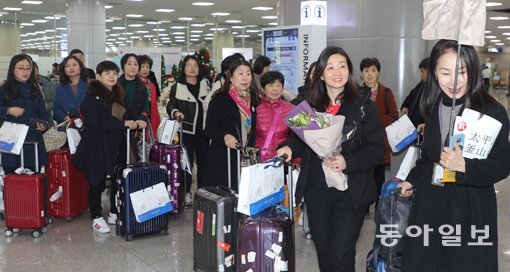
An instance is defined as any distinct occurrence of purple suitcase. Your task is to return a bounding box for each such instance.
[149,142,185,217]
[236,206,295,272]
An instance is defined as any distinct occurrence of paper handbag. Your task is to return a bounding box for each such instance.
[237,160,285,216]
[0,121,29,155]
[129,182,173,223]
[156,118,180,144]
[395,146,420,181]
[385,115,418,153]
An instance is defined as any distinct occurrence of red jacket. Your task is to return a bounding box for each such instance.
[255,97,294,161]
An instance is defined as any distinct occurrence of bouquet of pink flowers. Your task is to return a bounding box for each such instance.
[285,101,349,191]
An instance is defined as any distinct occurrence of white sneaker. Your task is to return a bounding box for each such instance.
[107,213,118,225]
[185,192,193,207]
[92,218,111,233]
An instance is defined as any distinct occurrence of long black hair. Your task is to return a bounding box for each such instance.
[178,55,204,84]
[4,54,41,99]
[309,47,359,109]
[420,39,496,119]
[214,59,260,104]
[59,55,89,85]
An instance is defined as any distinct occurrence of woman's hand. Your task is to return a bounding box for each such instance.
[7,107,24,117]
[397,181,414,197]
[276,146,293,162]
[224,134,238,149]
[401,107,409,116]
[124,120,138,129]
[323,155,346,172]
[136,120,147,129]
[174,111,184,120]
[417,123,425,134]
[440,140,465,173]
[35,121,47,132]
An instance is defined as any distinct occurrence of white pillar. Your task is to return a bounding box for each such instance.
[66,0,105,71]
[212,32,234,68]
[277,0,301,27]
[0,22,20,55]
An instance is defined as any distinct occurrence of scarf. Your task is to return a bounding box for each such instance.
[139,76,153,102]
[229,86,252,135]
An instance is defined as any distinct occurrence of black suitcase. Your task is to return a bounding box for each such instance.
[193,148,240,272]
[116,128,170,241]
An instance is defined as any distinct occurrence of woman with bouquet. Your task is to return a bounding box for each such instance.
[397,39,510,271]
[277,46,385,271]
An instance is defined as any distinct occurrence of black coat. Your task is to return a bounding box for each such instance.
[118,74,149,120]
[0,83,51,170]
[281,96,385,208]
[401,81,425,127]
[402,99,510,272]
[204,92,258,191]
[73,81,132,186]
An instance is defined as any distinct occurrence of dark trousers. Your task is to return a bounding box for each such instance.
[483,78,490,91]
[304,187,367,272]
[374,164,386,206]
[182,132,209,191]
[89,180,106,219]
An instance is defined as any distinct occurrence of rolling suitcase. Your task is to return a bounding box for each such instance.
[193,148,240,272]
[47,148,89,220]
[116,128,170,241]
[4,142,48,238]
[149,143,184,217]
[236,159,295,272]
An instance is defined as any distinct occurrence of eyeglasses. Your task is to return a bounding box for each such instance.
[16,66,33,72]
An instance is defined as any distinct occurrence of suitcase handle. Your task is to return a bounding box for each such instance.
[19,141,39,173]
[126,127,146,164]
[226,147,241,191]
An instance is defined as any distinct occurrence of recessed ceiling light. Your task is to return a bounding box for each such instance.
[246,25,258,28]
[246,29,260,33]
[192,2,214,6]
[191,24,205,27]
[153,28,165,31]
[190,30,203,33]
[105,19,114,22]
[231,26,244,29]
[491,39,501,42]
[130,36,140,39]
[486,35,497,38]
[56,27,66,30]
[498,26,510,29]
[3,7,22,11]
[171,32,185,35]
[179,17,193,21]
[171,26,186,29]
[204,37,213,40]
[112,26,125,30]
[136,30,149,33]
[486,2,502,7]
[128,24,144,27]
[190,38,200,41]
[147,21,158,25]
[226,20,242,24]
[210,28,227,31]
[126,14,143,18]
[175,39,185,42]
[21,1,43,4]
[262,16,278,19]
[45,29,55,32]
[144,35,154,38]
[175,36,185,39]
[32,19,47,23]
[268,22,278,26]
[156,9,174,13]
[490,16,508,21]
[159,33,168,36]
[252,7,273,11]
[503,32,510,35]
[211,12,230,16]
[205,33,214,36]
[161,37,171,40]
[20,23,35,26]
[105,5,113,9]
[190,34,201,37]
[236,35,250,38]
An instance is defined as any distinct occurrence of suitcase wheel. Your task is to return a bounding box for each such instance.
[12,228,19,233]
[4,229,13,238]
[41,227,48,234]
[305,233,312,240]
[32,230,40,238]
[125,234,133,241]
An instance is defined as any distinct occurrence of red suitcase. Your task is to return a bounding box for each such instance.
[47,148,89,220]
[4,142,48,238]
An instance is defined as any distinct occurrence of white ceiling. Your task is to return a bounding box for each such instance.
[1,0,510,52]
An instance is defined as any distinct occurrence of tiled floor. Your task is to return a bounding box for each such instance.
[1,89,510,272]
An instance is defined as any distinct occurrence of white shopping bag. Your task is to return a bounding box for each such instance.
[0,121,29,155]
[157,118,179,145]
[237,161,285,216]
[129,182,173,223]
[385,115,418,153]
[67,127,81,154]
[396,146,420,181]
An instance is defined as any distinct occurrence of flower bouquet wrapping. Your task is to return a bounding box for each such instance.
[285,100,348,191]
